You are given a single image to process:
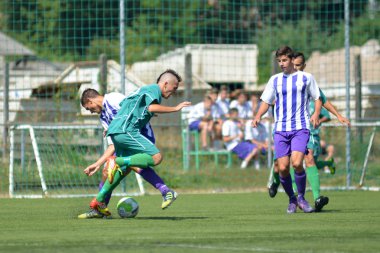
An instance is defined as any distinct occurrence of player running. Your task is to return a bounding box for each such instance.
[252,46,322,214]
[268,52,350,212]
[89,69,191,218]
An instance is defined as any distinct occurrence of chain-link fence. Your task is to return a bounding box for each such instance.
[0,0,379,196]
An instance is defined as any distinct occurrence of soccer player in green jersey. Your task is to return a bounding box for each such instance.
[269,52,350,211]
[91,69,191,217]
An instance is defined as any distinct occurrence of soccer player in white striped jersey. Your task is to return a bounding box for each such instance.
[78,89,175,218]
[252,46,322,213]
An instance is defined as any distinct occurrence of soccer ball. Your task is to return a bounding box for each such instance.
[116,197,139,218]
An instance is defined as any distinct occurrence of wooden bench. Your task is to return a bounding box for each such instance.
[181,107,232,171]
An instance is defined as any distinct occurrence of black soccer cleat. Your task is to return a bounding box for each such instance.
[268,182,279,198]
[315,196,329,212]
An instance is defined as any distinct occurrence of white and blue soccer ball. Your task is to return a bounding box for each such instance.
[116,197,139,218]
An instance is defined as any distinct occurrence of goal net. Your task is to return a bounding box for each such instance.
[9,124,145,198]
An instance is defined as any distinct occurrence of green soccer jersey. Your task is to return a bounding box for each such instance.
[309,89,330,135]
[107,84,162,135]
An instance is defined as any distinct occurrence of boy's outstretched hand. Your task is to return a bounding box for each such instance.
[175,101,192,111]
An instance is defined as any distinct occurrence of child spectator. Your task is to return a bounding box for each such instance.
[222,108,258,169]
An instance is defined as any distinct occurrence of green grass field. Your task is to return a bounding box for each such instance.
[0,191,379,253]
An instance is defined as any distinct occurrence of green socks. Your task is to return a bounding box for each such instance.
[306,165,320,200]
[290,168,298,193]
[272,170,280,185]
[96,170,126,202]
[116,153,155,169]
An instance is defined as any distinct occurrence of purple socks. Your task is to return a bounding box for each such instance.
[138,167,170,195]
[294,170,306,199]
[280,174,295,199]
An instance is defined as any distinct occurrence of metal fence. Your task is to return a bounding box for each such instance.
[0,0,379,195]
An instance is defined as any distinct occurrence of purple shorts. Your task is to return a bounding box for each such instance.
[274,129,310,159]
[231,141,257,160]
[189,120,201,131]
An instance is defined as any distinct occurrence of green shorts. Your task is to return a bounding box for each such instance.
[307,134,321,158]
[110,130,159,157]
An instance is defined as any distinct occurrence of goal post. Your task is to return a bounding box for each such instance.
[9,124,145,198]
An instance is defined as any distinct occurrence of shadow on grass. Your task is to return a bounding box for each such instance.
[137,216,208,221]
[315,209,342,213]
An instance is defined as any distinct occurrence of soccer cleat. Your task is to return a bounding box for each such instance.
[328,158,336,175]
[315,196,329,212]
[90,198,112,217]
[96,202,112,217]
[287,197,298,214]
[161,190,178,210]
[297,197,314,213]
[78,209,104,219]
[106,156,122,184]
[268,182,279,198]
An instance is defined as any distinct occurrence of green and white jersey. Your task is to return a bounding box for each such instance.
[309,89,330,136]
[107,84,162,135]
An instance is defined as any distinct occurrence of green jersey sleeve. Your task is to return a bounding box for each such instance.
[319,88,327,105]
[320,107,331,120]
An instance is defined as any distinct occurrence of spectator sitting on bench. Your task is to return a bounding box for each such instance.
[245,118,270,170]
[188,95,221,150]
[207,88,225,149]
[248,94,260,117]
[216,85,231,119]
[222,108,259,169]
[230,90,253,120]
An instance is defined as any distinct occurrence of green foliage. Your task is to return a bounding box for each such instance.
[0,0,376,82]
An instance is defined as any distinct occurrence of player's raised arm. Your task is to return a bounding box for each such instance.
[148,101,192,113]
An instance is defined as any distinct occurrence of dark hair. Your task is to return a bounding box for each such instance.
[293,52,306,64]
[229,108,239,114]
[209,88,219,95]
[81,88,100,106]
[204,95,212,101]
[156,69,182,83]
[220,85,230,92]
[275,46,294,59]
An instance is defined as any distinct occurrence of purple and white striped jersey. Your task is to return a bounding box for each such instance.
[100,92,156,144]
[100,92,126,130]
[260,71,320,132]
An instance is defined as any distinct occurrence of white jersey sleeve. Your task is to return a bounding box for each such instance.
[307,74,320,101]
[100,92,126,130]
[260,76,277,105]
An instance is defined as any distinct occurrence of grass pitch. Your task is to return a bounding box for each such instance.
[0,191,379,253]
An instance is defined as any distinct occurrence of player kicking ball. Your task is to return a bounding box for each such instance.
[78,88,181,219]
[252,46,322,214]
[89,69,191,218]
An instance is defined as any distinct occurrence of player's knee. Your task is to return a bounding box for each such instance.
[278,164,288,173]
[292,160,303,170]
[304,154,314,167]
[152,153,163,165]
[327,145,335,154]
